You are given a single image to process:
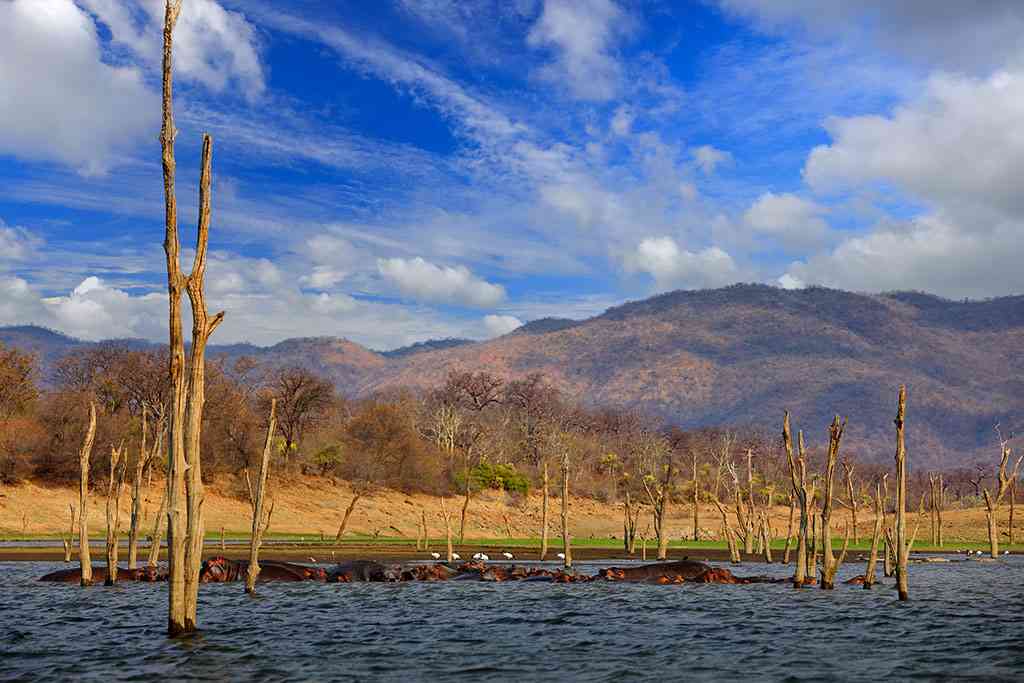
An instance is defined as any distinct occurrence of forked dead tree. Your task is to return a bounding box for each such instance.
[78,401,97,586]
[981,426,1023,558]
[161,0,226,635]
[245,399,277,594]
[820,416,847,589]
[894,385,909,601]
[105,444,127,586]
[439,498,454,562]
[782,413,815,588]
[561,451,573,568]
[864,478,885,589]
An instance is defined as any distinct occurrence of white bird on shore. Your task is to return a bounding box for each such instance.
[430,552,441,560]
[472,552,482,560]
[556,553,566,560]
[452,553,461,561]
[309,557,317,563]
[480,553,490,562]
[1003,550,1010,555]
[502,552,514,560]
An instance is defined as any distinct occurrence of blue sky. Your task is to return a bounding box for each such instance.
[2,1,1024,348]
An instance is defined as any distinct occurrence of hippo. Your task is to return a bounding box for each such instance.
[597,559,712,582]
[200,557,326,583]
[39,566,168,583]
[326,560,397,582]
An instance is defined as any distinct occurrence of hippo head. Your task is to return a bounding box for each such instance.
[200,556,231,583]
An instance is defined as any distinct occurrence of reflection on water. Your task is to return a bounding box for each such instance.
[1,558,1022,681]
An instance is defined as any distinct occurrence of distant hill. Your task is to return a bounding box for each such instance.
[5,284,1023,468]
[379,338,476,358]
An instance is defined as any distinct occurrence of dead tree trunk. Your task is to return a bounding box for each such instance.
[894,385,909,601]
[783,414,814,587]
[622,489,636,553]
[760,511,773,563]
[713,498,741,564]
[148,485,167,568]
[334,494,361,542]
[1010,478,1016,546]
[842,460,859,543]
[744,448,756,554]
[642,455,673,561]
[540,460,549,560]
[63,504,76,563]
[807,509,818,582]
[421,510,429,551]
[78,401,97,586]
[981,426,1023,558]
[161,0,225,636]
[440,498,454,562]
[105,444,127,586]
[128,409,163,570]
[692,451,700,541]
[561,452,572,568]
[782,494,796,564]
[820,416,847,589]
[928,473,939,547]
[459,474,471,543]
[865,479,884,589]
[246,399,276,594]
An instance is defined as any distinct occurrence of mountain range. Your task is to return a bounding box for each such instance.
[4,284,1022,470]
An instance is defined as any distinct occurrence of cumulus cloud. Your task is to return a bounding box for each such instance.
[0,0,157,175]
[624,237,740,291]
[80,0,265,99]
[805,71,1024,222]
[692,145,732,175]
[717,0,1024,73]
[743,192,829,250]
[483,314,523,337]
[527,0,633,101]
[378,257,506,307]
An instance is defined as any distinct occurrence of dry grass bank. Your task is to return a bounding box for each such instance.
[0,476,1016,545]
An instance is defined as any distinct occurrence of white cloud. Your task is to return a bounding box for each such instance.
[527,0,632,101]
[777,273,804,290]
[483,314,523,337]
[610,106,634,136]
[378,257,506,307]
[81,0,265,100]
[0,222,43,263]
[744,192,829,250]
[624,237,740,291]
[692,145,732,175]
[806,71,1024,222]
[0,0,157,175]
[717,0,1024,74]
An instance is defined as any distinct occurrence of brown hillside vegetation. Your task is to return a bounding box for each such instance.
[4,284,1024,468]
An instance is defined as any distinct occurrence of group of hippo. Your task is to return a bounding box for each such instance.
[40,558,788,586]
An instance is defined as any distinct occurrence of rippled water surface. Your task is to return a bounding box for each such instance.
[2,558,1022,681]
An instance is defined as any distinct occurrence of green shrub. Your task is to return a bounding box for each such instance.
[454,462,530,495]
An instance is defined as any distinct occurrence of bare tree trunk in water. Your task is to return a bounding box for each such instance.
[334,494,361,543]
[640,532,647,562]
[78,402,97,586]
[981,427,1023,558]
[883,528,895,577]
[865,479,884,589]
[807,509,818,582]
[148,486,167,568]
[760,512,773,563]
[692,451,700,541]
[820,416,847,589]
[246,399,276,594]
[63,504,76,563]
[128,407,161,570]
[842,460,859,543]
[161,0,225,636]
[440,498,454,562]
[1010,479,1016,546]
[540,460,549,560]
[713,499,741,564]
[561,452,572,568]
[894,386,909,601]
[783,414,814,587]
[105,444,127,586]
[782,494,796,564]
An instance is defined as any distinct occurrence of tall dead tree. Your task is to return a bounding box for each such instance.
[642,450,674,561]
[421,510,429,551]
[783,413,814,588]
[928,473,944,547]
[894,385,909,601]
[820,416,847,589]
[782,493,796,564]
[246,399,277,594]
[128,409,164,569]
[759,511,773,563]
[691,450,700,542]
[982,426,1023,558]
[78,401,97,586]
[148,486,167,568]
[63,505,76,563]
[105,444,127,585]
[744,449,756,553]
[712,498,741,563]
[439,498,454,562]
[1010,478,1017,546]
[864,478,885,589]
[334,493,362,543]
[622,487,640,554]
[840,460,859,543]
[561,451,573,568]
[539,460,549,560]
[161,0,226,636]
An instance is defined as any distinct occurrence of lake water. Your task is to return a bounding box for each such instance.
[1,557,1022,681]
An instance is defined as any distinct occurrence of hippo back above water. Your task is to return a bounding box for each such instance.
[597,560,712,582]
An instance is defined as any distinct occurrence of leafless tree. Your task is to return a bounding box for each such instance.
[894,385,909,601]
[864,478,885,589]
[78,402,97,586]
[782,413,814,588]
[439,497,454,562]
[262,366,333,463]
[561,450,573,568]
[246,399,277,593]
[161,0,225,635]
[0,343,38,419]
[128,407,164,569]
[104,443,127,585]
[820,416,847,589]
[981,425,1023,558]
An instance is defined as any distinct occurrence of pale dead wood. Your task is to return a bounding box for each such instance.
[421,509,429,551]
[439,497,454,562]
[712,497,741,563]
[104,443,127,585]
[981,425,1023,558]
[62,504,76,563]
[760,510,773,564]
[782,493,796,564]
[129,410,165,570]
[539,460,549,560]
[894,385,909,601]
[246,399,276,594]
[334,493,361,542]
[782,414,814,587]
[691,450,700,542]
[820,415,847,589]
[78,401,97,586]
[840,460,859,543]
[148,484,167,568]
[561,451,572,568]
[864,478,885,589]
